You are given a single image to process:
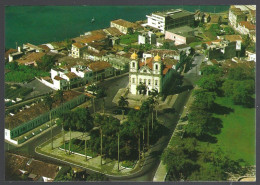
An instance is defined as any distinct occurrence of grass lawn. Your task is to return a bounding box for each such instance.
[213,97,255,165]
[199,97,255,166]
[60,138,97,157]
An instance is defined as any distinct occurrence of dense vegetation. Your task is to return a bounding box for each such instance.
[5,61,49,82]
[162,64,255,181]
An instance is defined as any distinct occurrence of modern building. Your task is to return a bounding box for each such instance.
[146,9,194,33]
[129,52,176,95]
[165,26,195,45]
[138,31,157,45]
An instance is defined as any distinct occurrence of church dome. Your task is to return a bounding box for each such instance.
[154,53,161,62]
[131,51,138,60]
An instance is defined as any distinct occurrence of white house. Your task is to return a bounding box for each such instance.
[71,43,87,58]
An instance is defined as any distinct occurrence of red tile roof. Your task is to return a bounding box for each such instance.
[5,48,18,59]
[88,61,112,72]
[111,19,138,28]
[163,65,173,75]
[223,35,242,42]
[72,42,86,49]
[239,21,256,30]
[17,52,45,65]
[54,75,65,81]
[65,72,78,79]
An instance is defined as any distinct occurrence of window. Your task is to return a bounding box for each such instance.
[148,79,151,85]
[155,64,158,70]
[132,62,135,68]
[155,80,158,86]
[132,78,135,84]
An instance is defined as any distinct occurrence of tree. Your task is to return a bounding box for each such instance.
[118,96,129,110]
[192,89,217,110]
[44,94,54,150]
[196,74,221,92]
[185,107,213,137]
[136,83,147,95]
[149,89,160,120]
[75,108,94,160]
[201,65,222,76]
[37,55,55,71]
[55,90,66,152]
[96,87,107,114]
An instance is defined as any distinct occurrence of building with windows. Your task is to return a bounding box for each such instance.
[110,19,139,34]
[138,31,157,45]
[129,52,176,95]
[71,43,87,58]
[146,9,194,33]
[5,91,86,145]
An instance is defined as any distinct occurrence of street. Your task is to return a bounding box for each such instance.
[5,55,204,181]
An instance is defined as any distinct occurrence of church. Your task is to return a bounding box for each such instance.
[129,51,176,95]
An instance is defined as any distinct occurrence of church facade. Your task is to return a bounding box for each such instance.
[129,52,175,95]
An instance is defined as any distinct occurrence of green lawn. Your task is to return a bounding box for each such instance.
[197,97,255,166]
[212,97,255,165]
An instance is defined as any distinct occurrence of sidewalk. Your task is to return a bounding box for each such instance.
[152,88,195,182]
[113,86,178,110]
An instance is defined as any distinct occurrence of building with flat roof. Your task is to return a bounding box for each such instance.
[146,9,194,33]
[165,26,196,45]
[110,19,139,34]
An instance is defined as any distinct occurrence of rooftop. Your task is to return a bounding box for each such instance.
[72,42,86,49]
[65,72,78,79]
[223,35,243,42]
[5,48,18,59]
[88,61,112,72]
[5,90,82,129]
[166,26,194,37]
[6,152,59,181]
[239,21,256,30]
[151,9,194,19]
[103,27,124,37]
[111,19,138,29]
[17,52,45,65]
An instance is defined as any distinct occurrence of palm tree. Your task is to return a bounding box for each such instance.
[150,89,160,120]
[118,96,129,120]
[118,96,129,109]
[94,114,105,166]
[44,94,54,150]
[55,90,65,152]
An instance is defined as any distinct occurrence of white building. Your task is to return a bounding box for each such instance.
[146,9,194,33]
[138,31,156,45]
[129,52,176,95]
[71,43,87,58]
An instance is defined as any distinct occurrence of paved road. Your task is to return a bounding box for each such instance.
[5,55,204,181]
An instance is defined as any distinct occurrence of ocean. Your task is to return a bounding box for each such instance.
[5,5,230,49]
